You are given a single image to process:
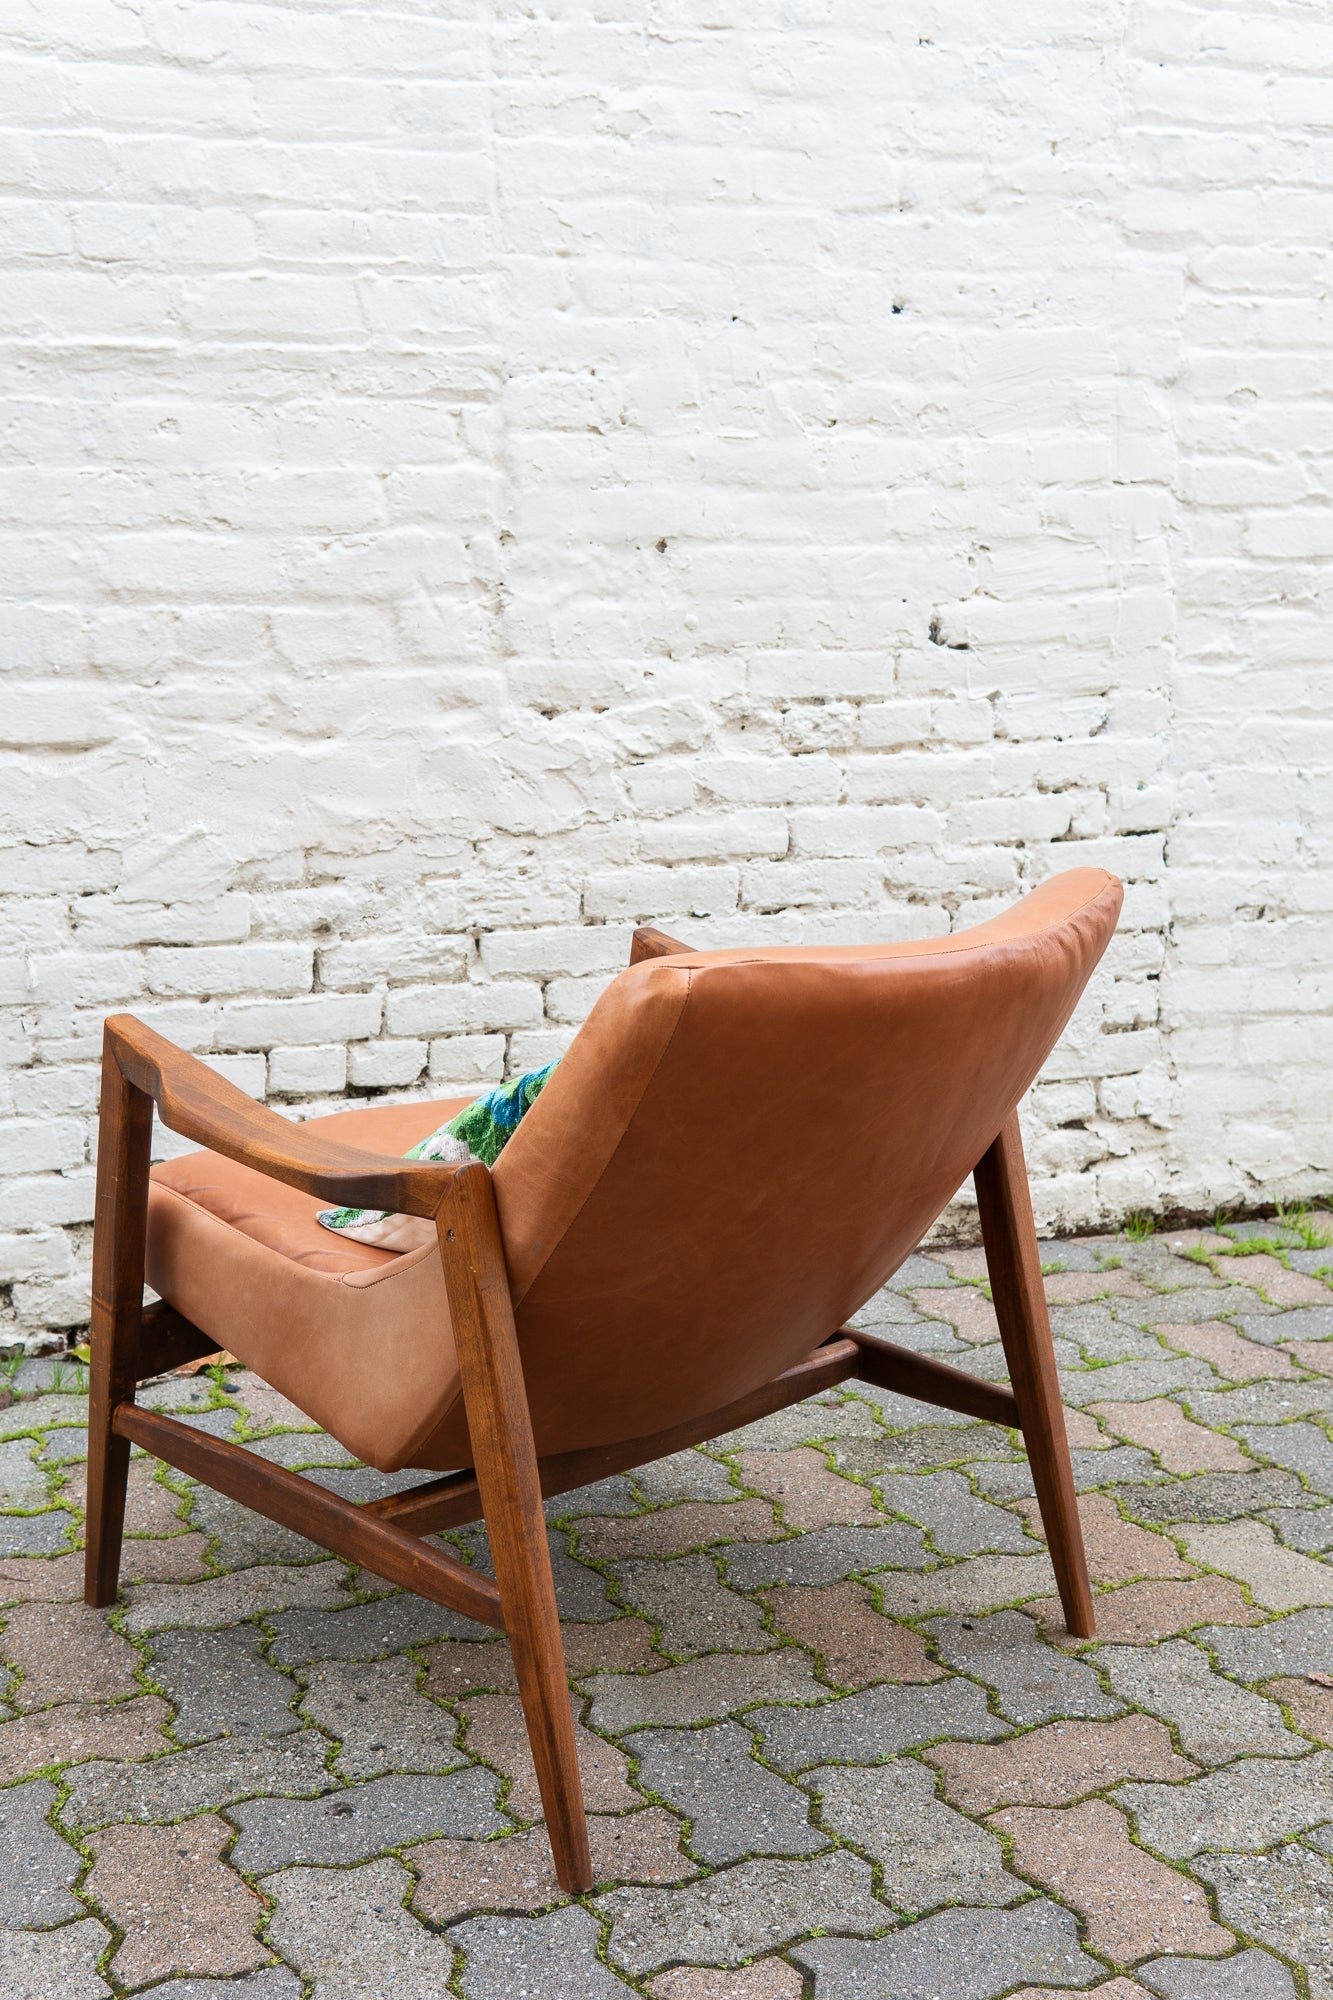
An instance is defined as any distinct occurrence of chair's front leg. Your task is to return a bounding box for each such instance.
[974,1112,1095,1639]
[85,1028,154,1607]
[437,1164,593,1894]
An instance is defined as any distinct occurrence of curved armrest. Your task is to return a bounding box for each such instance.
[105,1014,460,1219]
[629,924,694,964]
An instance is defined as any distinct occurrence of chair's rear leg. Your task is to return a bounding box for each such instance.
[439,1165,593,1894]
[85,1032,153,1608]
[974,1112,1095,1639]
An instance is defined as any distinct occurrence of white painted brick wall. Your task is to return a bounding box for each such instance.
[1,0,1331,1346]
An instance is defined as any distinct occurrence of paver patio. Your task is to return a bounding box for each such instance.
[2,1221,1331,1996]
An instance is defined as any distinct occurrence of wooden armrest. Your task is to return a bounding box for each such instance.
[629,925,694,964]
[105,1014,460,1219]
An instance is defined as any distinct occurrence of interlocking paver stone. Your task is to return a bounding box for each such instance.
[122,1561,348,1633]
[458,1522,618,1622]
[722,1521,929,1588]
[875,1552,1058,1619]
[924,1713,1196,1811]
[1181,1521,1333,1610]
[1,1599,143,1707]
[1019,1492,1194,1583]
[993,1799,1232,1959]
[647,1964,802,2000]
[61,1726,335,1830]
[632,1721,825,1863]
[1159,1322,1298,1382]
[264,1856,458,1995]
[911,1286,1002,1343]
[575,1499,778,1561]
[299,1656,464,1778]
[0,1775,82,1922]
[765,1580,945,1685]
[1053,1305,1167,1363]
[462,1691,636,1816]
[1097,1640,1308,1763]
[1061,1358,1218,1405]
[0,1510,72,1557]
[805,1757,1020,1910]
[614,1554,777,1653]
[791,1896,1103,1999]
[1187,1381,1333,1427]
[974,1445,1166,1499]
[751,1675,1007,1772]
[875,1469,1034,1554]
[1138,1948,1298,2000]
[229,1371,317,1431]
[709,1398,881,1451]
[1032,1576,1264,1645]
[737,1448,881,1529]
[927,1609,1122,1724]
[584,1649,823,1733]
[1114,1749,1333,1856]
[228,1767,503,1872]
[634,1450,739,1503]
[452,1902,633,1997]
[268,1590,488,1664]
[0,1691,170,1780]
[409,1811,692,1919]
[0,1920,112,1999]
[1193,1845,1333,1998]
[835,1424,1016,1475]
[1090,1399,1248,1472]
[145,1969,302,1997]
[1201,1607,1333,1681]
[598,1849,888,1973]
[1262,1505,1333,1552]
[1266,1675,1333,1744]
[66,1459,190,1535]
[186,1486,323,1568]
[149,1625,299,1740]
[1287,1340,1333,1377]
[87,1815,267,1986]
[1240,1305,1333,1345]
[1238,1422,1333,1496]
[0,1437,50,1508]
[424,1618,657,1700]
[1118,1469,1312,1524]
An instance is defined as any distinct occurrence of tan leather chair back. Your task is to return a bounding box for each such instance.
[493,867,1121,1454]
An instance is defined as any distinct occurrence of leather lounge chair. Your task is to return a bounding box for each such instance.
[84,865,1123,1892]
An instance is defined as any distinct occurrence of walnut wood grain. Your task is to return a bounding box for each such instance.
[629,924,693,963]
[105,1014,459,1218]
[136,1301,220,1381]
[845,1330,1022,1429]
[112,1402,504,1628]
[975,1112,1095,1638]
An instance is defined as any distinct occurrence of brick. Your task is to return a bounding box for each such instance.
[1087,1399,1249,1472]
[926,1713,1194,1812]
[993,1799,1232,1959]
[598,1850,886,1975]
[461,1691,636,1817]
[1114,1750,1333,1858]
[806,1757,1020,1911]
[751,1676,1008,1773]
[764,1581,945,1687]
[1098,1640,1307,1765]
[266,1043,347,1095]
[229,1768,503,1873]
[410,1810,691,1919]
[88,1816,267,1986]
[736,1448,880,1530]
[1,1598,143,1707]
[792,1898,1102,1999]
[345,1039,427,1088]
[927,1610,1122,1725]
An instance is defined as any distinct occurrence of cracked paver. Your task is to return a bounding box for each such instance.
[3,1226,1331,1996]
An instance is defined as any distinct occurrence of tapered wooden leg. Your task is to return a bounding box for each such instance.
[438,1164,593,1893]
[85,1031,153,1608]
[974,1112,1095,1639]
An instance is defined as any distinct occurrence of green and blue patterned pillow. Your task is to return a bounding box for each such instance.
[316,1061,558,1253]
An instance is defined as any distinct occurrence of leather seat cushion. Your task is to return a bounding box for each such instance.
[146,1097,475,1472]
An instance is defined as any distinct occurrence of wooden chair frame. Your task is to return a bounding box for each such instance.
[85,924,1093,1895]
